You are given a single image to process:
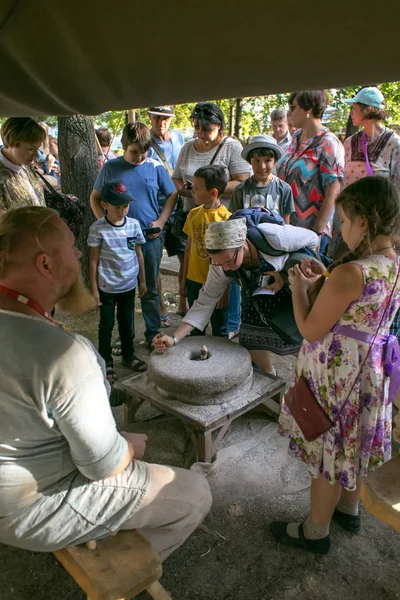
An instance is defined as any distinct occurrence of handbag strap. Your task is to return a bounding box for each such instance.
[150,138,174,177]
[336,258,400,420]
[209,136,229,165]
[32,166,62,199]
[283,130,328,179]
[361,131,375,176]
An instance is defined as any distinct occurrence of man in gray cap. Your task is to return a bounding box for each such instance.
[230,134,295,223]
[147,105,188,319]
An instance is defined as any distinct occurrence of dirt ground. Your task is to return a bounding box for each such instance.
[1,275,400,600]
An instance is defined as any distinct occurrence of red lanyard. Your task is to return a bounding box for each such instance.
[0,284,60,327]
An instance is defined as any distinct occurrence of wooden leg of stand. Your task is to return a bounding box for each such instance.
[146,580,173,599]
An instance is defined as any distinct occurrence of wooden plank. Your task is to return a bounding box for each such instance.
[147,580,173,600]
[360,455,400,533]
[54,530,161,600]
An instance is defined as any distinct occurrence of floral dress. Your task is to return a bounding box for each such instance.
[279,256,400,491]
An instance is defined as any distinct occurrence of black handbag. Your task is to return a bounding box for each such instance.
[33,168,85,239]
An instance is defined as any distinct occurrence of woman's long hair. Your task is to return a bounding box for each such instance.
[308,176,400,307]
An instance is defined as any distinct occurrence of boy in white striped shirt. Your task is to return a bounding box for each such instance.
[88,182,147,384]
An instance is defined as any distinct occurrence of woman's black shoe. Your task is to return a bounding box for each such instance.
[270,521,331,554]
[332,509,361,533]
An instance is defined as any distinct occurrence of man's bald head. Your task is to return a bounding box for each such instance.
[0,207,68,278]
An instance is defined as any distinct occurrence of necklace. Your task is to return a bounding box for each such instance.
[0,285,65,328]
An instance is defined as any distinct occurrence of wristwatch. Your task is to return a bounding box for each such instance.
[172,336,178,346]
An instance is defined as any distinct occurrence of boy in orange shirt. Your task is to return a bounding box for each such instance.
[182,165,231,337]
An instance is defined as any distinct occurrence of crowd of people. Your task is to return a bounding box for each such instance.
[0,86,400,566]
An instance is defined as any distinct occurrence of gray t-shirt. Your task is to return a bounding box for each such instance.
[230,175,295,218]
[172,138,251,211]
[0,311,149,551]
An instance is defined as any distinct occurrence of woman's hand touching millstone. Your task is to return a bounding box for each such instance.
[153,333,174,353]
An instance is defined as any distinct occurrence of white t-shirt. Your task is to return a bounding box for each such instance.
[172,138,251,211]
[87,216,145,293]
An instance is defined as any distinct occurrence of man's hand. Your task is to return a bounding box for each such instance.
[153,333,174,353]
[120,432,147,460]
[148,219,164,239]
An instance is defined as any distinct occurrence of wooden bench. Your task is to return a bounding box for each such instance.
[360,454,400,533]
[54,530,172,599]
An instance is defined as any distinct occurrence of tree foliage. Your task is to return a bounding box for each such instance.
[2,82,400,141]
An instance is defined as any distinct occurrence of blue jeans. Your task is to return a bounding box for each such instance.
[99,288,136,366]
[141,237,162,342]
[226,281,241,332]
[186,279,228,338]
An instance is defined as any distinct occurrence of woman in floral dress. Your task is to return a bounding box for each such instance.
[271,176,400,554]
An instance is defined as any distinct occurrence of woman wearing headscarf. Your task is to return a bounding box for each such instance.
[153,218,320,375]
[276,90,344,253]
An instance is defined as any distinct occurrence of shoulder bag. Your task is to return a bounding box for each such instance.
[33,167,85,240]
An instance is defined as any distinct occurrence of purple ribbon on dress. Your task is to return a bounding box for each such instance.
[332,324,400,402]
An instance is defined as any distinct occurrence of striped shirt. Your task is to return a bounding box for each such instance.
[88,216,145,293]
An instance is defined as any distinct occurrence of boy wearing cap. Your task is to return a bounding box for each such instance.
[88,182,147,384]
[230,135,295,223]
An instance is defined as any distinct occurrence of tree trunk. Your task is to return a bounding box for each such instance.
[234,98,243,139]
[58,115,98,285]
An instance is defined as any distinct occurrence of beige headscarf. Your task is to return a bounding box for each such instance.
[205,218,247,250]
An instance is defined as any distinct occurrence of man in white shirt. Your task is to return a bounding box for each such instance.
[270,108,292,153]
[0,205,211,554]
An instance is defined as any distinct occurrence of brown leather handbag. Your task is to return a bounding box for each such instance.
[284,376,333,441]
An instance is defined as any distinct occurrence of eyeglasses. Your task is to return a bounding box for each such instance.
[210,248,240,267]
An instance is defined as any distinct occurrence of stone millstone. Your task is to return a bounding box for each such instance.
[148,337,253,405]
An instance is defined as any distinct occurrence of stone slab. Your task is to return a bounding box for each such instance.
[148,337,253,405]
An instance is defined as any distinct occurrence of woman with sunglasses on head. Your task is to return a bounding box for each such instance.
[172,102,250,213]
[276,91,344,254]
[153,218,320,376]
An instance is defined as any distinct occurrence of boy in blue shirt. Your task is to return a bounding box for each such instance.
[88,182,147,384]
[90,122,178,347]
